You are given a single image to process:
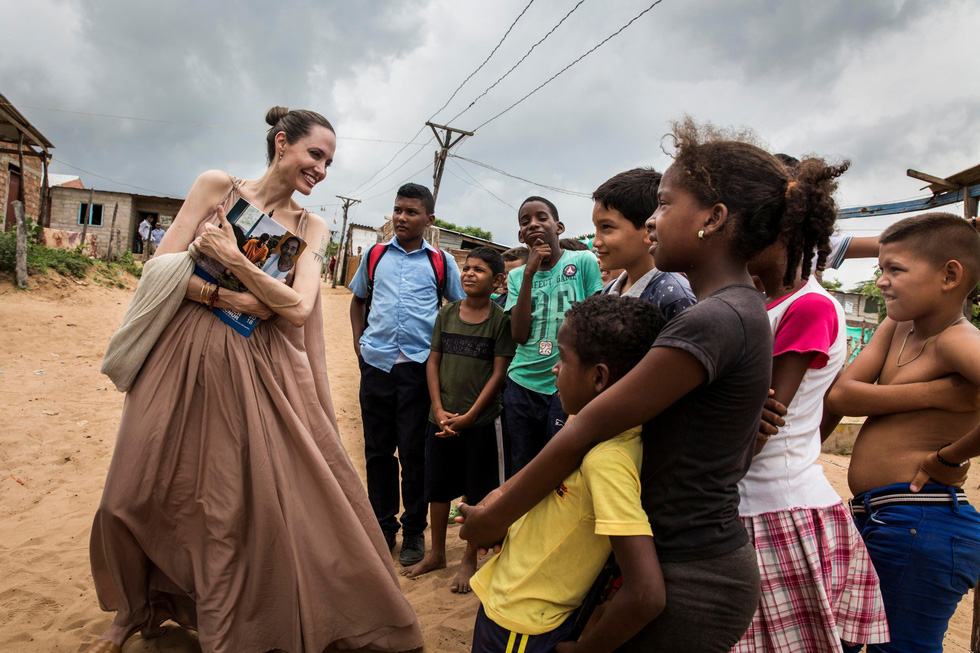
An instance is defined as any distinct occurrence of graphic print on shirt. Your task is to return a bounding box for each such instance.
[441,333,496,360]
[529,285,576,356]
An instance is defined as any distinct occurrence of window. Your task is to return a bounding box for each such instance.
[863,296,880,315]
[77,203,104,226]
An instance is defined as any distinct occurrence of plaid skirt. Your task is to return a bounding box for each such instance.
[732,502,889,652]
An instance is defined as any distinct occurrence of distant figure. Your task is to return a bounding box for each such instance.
[136,216,153,255]
[149,225,166,255]
[328,254,337,278]
[243,233,271,266]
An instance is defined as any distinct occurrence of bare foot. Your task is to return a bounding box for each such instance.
[400,551,446,579]
[450,555,477,593]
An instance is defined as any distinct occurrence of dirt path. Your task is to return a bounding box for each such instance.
[0,276,974,651]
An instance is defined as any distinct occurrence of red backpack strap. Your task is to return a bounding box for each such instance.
[426,248,448,305]
[367,243,389,283]
[365,243,390,319]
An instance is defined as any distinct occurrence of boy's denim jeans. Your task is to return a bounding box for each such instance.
[842,482,980,653]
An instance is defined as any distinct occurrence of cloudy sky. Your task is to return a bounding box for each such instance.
[4,0,978,288]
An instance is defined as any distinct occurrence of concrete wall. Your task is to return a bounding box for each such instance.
[48,187,134,257]
[0,148,44,228]
[46,188,184,256]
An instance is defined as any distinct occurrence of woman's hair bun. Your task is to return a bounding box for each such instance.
[265,106,289,127]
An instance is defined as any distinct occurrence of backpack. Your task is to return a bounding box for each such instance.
[364,243,448,321]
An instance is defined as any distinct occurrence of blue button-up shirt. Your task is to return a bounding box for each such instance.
[350,238,465,372]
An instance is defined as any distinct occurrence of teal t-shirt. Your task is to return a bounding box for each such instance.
[504,250,603,394]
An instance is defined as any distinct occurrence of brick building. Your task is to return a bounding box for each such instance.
[1,93,53,231]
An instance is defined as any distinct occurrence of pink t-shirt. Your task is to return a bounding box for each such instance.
[767,292,839,369]
[739,279,847,516]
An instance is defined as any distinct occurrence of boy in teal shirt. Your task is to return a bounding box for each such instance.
[504,196,602,473]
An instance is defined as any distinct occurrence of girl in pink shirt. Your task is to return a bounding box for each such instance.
[734,162,889,652]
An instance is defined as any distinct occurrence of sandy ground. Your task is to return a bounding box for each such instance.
[0,274,975,652]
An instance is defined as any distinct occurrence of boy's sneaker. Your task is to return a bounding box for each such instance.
[448,504,463,525]
[399,533,425,566]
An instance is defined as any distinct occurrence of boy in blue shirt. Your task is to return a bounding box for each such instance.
[349,183,465,566]
[505,196,603,473]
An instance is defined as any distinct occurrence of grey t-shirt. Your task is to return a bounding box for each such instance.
[641,284,772,563]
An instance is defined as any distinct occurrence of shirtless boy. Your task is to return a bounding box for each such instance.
[826,212,980,653]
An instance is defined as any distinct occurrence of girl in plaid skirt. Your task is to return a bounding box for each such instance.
[734,155,889,652]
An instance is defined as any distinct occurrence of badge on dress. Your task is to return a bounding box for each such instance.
[538,340,553,356]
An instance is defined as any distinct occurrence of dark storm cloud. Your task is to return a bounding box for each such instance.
[1,0,975,259]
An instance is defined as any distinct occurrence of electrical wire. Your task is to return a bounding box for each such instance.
[0,102,424,145]
[51,157,176,196]
[446,160,515,209]
[451,154,590,198]
[429,0,536,122]
[443,0,587,125]
[346,0,541,195]
[474,0,666,131]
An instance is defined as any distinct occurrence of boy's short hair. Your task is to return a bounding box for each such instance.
[592,167,663,229]
[396,183,435,215]
[563,295,665,382]
[559,238,590,251]
[466,246,505,276]
[880,212,980,288]
[519,196,559,221]
[502,246,529,263]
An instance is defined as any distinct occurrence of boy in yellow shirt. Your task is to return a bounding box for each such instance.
[469,295,665,652]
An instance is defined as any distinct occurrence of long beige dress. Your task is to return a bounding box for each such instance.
[90,181,423,652]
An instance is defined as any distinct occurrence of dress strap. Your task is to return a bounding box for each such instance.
[296,209,309,239]
[219,174,242,206]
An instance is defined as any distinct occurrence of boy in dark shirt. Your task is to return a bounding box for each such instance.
[592,168,695,319]
[402,247,515,593]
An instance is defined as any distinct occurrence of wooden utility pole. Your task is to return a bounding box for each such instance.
[105,203,119,261]
[332,195,360,288]
[81,186,94,246]
[14,201,27,288]
[426,121,473,207]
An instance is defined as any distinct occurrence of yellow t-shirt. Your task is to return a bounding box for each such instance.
[470,427,651,635]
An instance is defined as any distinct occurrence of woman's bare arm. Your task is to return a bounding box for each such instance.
[196,208,328,327]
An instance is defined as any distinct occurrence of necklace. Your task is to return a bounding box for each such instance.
[895,316,966,367]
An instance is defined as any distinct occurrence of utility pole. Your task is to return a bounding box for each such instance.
[333,195,360,288]
[426,121,474,207]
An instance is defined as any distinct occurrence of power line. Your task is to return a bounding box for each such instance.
[474,0,667,131]
[347,1,541,195]
[355,137,435,197]
[51,157,176,196]
[0,102,424,145]
[447,160,515,209]
[452,154,590,198]
[444,0,587,125]
[361,162,434,203]
[429,0,536,122]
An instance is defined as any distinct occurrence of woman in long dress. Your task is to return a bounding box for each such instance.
[88,106,424,653]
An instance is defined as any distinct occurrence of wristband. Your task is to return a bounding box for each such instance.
[936,445,968,469]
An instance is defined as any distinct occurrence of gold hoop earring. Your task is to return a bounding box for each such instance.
[697,229,705,240]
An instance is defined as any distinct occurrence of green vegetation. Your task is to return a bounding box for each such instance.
[0,222,142,286]
[852,271,886,323]
[434,219,493,242]
[819,277,842,292]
